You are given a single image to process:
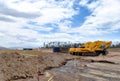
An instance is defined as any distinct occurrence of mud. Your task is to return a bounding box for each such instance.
[43,58,120,81]
[0,51,120,81]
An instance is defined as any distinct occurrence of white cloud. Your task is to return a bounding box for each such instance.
[0,0,120,47]
[77,0,120,36]
[79,0,100,11]
[0,0,78,47]
[79,0,89,6]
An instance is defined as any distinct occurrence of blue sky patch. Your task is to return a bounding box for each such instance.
[71,6,92,27]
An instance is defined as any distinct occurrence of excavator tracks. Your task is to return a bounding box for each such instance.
[71,50,108,56]
[72,52,98,56]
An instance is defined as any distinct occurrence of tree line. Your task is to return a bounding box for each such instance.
[43,41,83,48]
[111,42,120,48]
[43,41,120,48]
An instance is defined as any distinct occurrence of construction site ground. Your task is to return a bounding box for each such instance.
[0,48,120,81]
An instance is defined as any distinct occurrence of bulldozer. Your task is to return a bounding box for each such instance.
[69,40,112,56]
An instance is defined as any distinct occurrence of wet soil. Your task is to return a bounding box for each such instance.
[45,57,120,81]
[0,51,120,81]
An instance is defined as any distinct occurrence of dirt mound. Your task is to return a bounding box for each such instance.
[0,52,34,81]
[0,52,73,81]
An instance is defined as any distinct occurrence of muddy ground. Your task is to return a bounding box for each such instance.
[40,52,120,81]
[0,49,120,81]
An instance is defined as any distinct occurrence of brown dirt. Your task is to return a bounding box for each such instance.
[0,49,52,55]
[108,48,120,52]
[0,48,120,81]
[40,51,120,81]
[0,51,77,81]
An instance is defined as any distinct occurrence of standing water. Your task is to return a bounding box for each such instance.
[51,59,96,81]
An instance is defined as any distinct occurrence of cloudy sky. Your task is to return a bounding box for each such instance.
[0,0,120,47]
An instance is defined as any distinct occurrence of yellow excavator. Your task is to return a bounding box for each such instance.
[69,40,112,56]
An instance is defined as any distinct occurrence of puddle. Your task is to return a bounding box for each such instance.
[52,60,88,74]
[49,59,119,81]
[49,60,97,81]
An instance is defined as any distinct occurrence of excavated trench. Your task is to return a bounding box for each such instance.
[46,59,119,81]
[0,52,119,81]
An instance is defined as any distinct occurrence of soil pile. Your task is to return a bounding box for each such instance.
[0,52,73,81]
[0,52,34,81]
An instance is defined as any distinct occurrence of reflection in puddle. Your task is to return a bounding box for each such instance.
[52,60,88,74]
